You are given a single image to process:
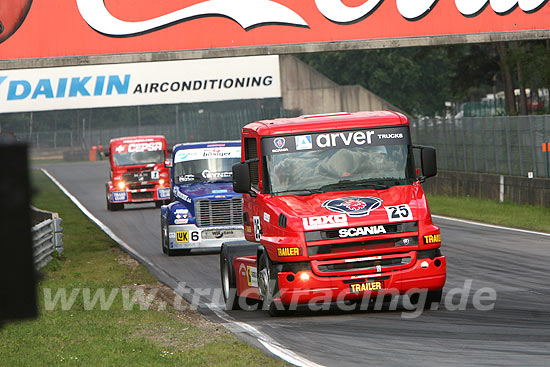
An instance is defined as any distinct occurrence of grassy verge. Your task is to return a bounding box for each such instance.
[427,194,550,233]
[0,170,284,367]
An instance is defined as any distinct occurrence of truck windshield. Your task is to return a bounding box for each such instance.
[265,144,415,195]
[174,158,241,184]
[113,151,165,167]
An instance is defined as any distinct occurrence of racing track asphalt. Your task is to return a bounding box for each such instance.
[38,161,550,367]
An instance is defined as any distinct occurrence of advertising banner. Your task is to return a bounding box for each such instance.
[0,55,281,113]
[0,1,549,62]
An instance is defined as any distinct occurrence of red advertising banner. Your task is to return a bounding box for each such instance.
[1,0,549,61]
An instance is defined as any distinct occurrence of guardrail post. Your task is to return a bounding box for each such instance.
[53,214,64,255]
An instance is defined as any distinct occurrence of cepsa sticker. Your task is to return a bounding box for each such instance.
[277,247,301,257]
[115,141,163,153]
[424,234,441,244]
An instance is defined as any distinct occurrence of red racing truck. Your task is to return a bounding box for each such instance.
[105,135,171,211]
[220,111,446,315]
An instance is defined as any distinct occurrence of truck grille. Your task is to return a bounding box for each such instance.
[123,171,152,183]
[311,251,415,276]
[195,198,243,227]
[130,192,154,200]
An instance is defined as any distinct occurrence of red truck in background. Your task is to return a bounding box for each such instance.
[220,111,446,316]
[105,135,171,211]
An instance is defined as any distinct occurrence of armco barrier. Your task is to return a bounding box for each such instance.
[422,170,550,207]
[31,207,64,269]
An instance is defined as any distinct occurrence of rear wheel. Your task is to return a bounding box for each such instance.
[220,246,241,310]
[258,251,292,317]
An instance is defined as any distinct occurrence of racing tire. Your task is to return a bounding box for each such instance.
[424,289,443,310]
[408,289,443,310]
[220,246,241,310]
[161,222,168,254]
[258,251,293,317]
[111,202,124,211]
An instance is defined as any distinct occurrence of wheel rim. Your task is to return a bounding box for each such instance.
[222,259,230,301]
[258,256,270,300]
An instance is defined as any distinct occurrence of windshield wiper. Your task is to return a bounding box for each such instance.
[319,179,392,192]
[273,189,323,196]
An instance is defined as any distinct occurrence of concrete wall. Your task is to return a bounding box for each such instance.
[279,55,402,115]
[422,170,550,207]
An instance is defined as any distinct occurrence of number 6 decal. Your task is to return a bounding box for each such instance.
[385,204,413,222]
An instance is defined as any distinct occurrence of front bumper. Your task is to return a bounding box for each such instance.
[110,186,170,203]
[167,224,245,250]
[275,255,446,305]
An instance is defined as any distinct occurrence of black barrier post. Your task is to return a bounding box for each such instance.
[0,141,38,327]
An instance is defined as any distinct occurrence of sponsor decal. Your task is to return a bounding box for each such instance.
[263,212,270,223]
[338,225,386,238]
[239,263,247,278]
[424,233,441,244]
[174,146,241,163]
[303,214,348,231]
[322,197,383,217]
[176,231,189,243]
[168,233,176,239]
[316,130,375,148]
[345,255,381,263]
[112,191,127,202]
[212,190,228,194]
[158,187,170,199]
[0,58,280,114]
[202,170,232,179]
[295,135,312,150]
[349,281,384,294]
[76,0,544,37]
[175,208,189,214]
[128,142,163,152]
[245,225,252,234]
[271,137,288,153]
[262,126,410,155]
[385,204,413,222]
[174,218,188,225]
[277,247,301,257]
[247,266,258,287]
[173,187,192,203]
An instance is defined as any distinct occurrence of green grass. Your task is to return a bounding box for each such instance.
[0,170,284,367]
[427,194,550,233]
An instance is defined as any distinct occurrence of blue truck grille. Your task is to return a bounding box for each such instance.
[195,198,243,227]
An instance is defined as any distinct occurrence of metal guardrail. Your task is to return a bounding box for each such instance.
[31,208,64,270]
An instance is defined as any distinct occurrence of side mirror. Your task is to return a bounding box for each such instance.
[418,146,437,179]
[164,158,173,168]
[232,162,251,194]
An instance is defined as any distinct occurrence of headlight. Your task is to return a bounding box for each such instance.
[159,178,165,186]
[117,181,126,190]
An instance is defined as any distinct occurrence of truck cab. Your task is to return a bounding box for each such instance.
[105,135,171,211]
[160,141,245,256]
[221,111,446,315]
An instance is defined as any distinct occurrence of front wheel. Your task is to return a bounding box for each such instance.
[220,246,241,310]
[257,251,292,317]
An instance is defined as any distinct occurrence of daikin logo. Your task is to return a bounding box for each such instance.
[1,74,130,101]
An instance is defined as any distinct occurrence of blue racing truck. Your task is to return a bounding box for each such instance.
[160,141,245,255]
